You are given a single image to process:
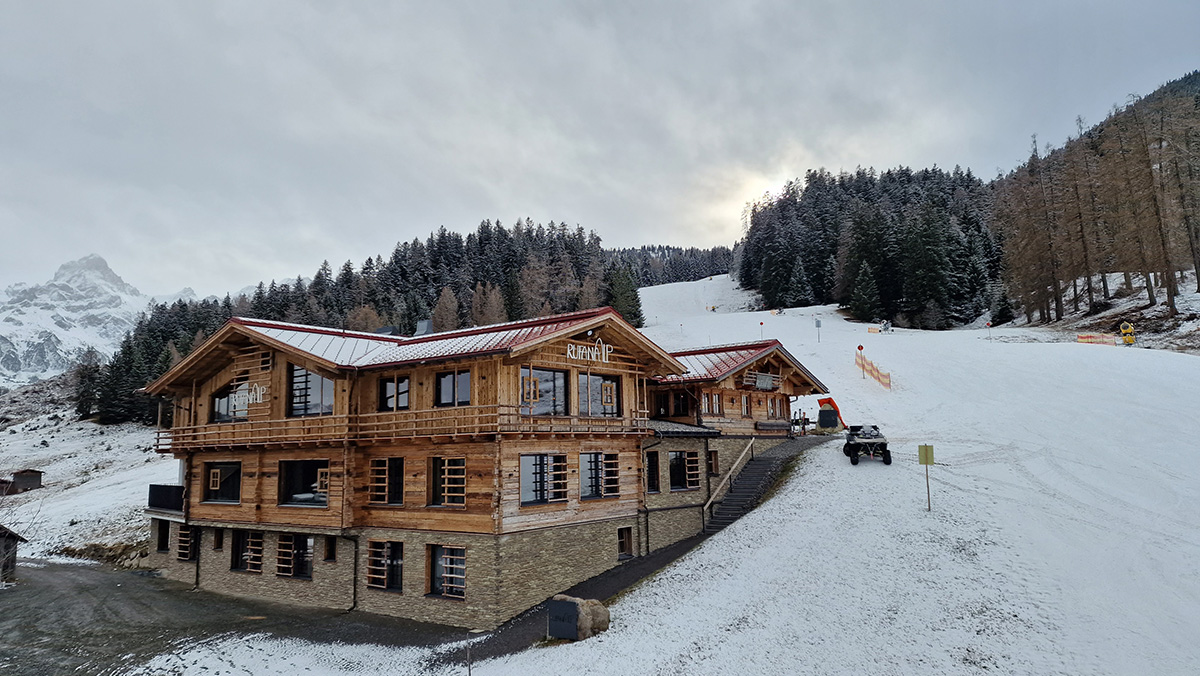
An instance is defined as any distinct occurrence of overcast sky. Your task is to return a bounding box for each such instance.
[1,1,1197,298]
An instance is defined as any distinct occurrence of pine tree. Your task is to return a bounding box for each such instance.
[604,264,644,327]
[849,265,882,321]
[71,347,104,419]
[431,287,460,332]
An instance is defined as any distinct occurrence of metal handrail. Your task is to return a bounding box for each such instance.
[703,437,755,517]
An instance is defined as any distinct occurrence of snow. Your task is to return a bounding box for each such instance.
[0,413,173,558]
[19,273,1200,673]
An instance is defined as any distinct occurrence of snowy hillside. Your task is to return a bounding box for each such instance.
[115,274,1200,675]
[0,254,195,389]
[0,273,1186,673]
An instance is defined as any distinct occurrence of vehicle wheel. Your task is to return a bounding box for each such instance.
[843,443,852,457]
[882,450,892,465]
[850,453,859,465]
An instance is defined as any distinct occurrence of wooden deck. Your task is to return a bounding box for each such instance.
[155,405,651,451]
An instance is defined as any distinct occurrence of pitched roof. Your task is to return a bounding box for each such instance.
[655,339,829,393]
[146,307,685,394]
[0,525,27,542]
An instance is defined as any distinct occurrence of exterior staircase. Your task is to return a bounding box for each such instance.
[703,455,788,533]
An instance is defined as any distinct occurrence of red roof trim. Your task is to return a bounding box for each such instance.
[669,339,782,358]
[230,317,408,345]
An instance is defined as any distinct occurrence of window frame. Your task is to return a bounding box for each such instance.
[287,363,336,417]
[429,457,466,507]
[230,529,263,573]
[672,391,689,417]
[377,374,411,412]
[522,366,570,416]
[278,459,331,507]
[617,527,633,559]
[368,457,405,506]
[520,453,568,505]
[581,452,620,500]
[435,369,471,407]
[669,450,701,491]
[203,461,241,503]
[210,374,251,424]
[429,544,466,599]
[276,533,314,579]
[367,540,403,591]
[645,450,660,493]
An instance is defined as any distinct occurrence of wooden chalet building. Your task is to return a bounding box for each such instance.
[641,340,829,550]
[144,307,690,628]
[142,311,830,629]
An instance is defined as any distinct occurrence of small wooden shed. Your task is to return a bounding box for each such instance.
[0,525,28,582]
[12,469,44,492]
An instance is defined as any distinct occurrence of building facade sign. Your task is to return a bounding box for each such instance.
[229,383,267,409]
[566,338,614,364]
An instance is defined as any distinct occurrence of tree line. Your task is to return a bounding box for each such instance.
[736,166,1003,329]
[77,219,731,424]
[992,70,1200,320]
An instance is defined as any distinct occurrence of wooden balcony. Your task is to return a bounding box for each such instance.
[155,405,650,451]
[740,371,783,391]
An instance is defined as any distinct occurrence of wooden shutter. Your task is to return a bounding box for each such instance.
[548,455,568,502]
[439,546,466,599]
[276,533,295,577]
[366,540,387,589]
[176,525,194,561]
[440,458,466,505]
[369,459,388,504]
[316,468,330,493]
[208,469,221,491]
[602,453,619,496]
[685,452,701,489]
[245,532,263,572]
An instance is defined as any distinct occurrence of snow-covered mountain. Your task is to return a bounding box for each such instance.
[0,255,194,389]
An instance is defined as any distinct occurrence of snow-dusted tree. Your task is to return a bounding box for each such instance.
[431,287,460,332]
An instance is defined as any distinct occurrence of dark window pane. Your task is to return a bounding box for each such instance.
[646,451,660,493]
[669,451,686,490]
[279,460,330,506]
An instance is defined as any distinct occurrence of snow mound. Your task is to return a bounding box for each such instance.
[639,274,758,327]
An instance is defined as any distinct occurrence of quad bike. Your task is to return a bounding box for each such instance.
[843,424,890,465]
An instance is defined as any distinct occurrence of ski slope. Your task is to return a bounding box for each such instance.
[115,276,1200,673]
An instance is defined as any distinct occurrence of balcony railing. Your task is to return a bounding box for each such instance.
[155,405,650,451]
[740,371,783,391]
[148,484,184,512]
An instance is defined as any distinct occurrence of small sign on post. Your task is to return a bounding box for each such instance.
[918,444,934,511]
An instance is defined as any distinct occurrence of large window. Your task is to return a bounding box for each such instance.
[230,530,263,572]
[367,540,403,591]
[669,451,700,490]
[581,452,619,499]
[429,545,466,599]
[645,451,660,493]
[368,457,404,505]
[429,457,465,506]
[211,376,250,423]
[435,369,471,407]
[203,462,241,503]
[520,454,567,505]
[377,375,410,412]
[277,533,314,579]
[579,373,620,417]
[288,364,335,417]
[522,367,568,416]
[278,460,330,506]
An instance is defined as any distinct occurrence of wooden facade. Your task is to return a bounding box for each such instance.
[142,315,829,628]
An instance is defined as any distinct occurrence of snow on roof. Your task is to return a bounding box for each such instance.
[230,307,621,369]
[655,340,784,383]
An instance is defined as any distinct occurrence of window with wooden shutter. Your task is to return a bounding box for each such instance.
[431,457,465,506]
[602,453,619,496]
[430,545,466,599]
[369,457,404,505]
[520,454,568,504]
[367,540,402,591]
[176,525,197,561]
[276,533,295,577]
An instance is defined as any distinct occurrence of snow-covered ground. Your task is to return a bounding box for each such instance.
[18,273,1200,674]
[0,413,172,558]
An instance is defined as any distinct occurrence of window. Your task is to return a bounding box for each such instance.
[645,451,660,493]
[741,395,751,417]
[155,519,171,552]
[377,375,410,412]
[522,367,569,416]
[369,457,405,505]
[430,457,465,506]
[768,397,776,419]
[579,373,621,417]
[672,392,689,417]
[230,530,263,572]
[617,527,633,559]
[429,545,466,598]
[707,450,719,476]
[203,462,241,502]
[213,529,225,551]
[669,451,700,490]
[324,535,337,562]
[435,369,471,407]
[581,452,619,499]
[277,533,314,579]
[211,376,250,423]
[176,525,197,561]
[701,393,710,415]
[279,460,330,506]
[288,364,335,417]
[654,392,669,418]
[367,541,403,591]
[520,454,567,505]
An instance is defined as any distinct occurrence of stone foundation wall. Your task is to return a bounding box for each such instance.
[646,505,704,552]
[195,528,355,610]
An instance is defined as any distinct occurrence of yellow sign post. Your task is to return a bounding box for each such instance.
[918,444,934,511]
